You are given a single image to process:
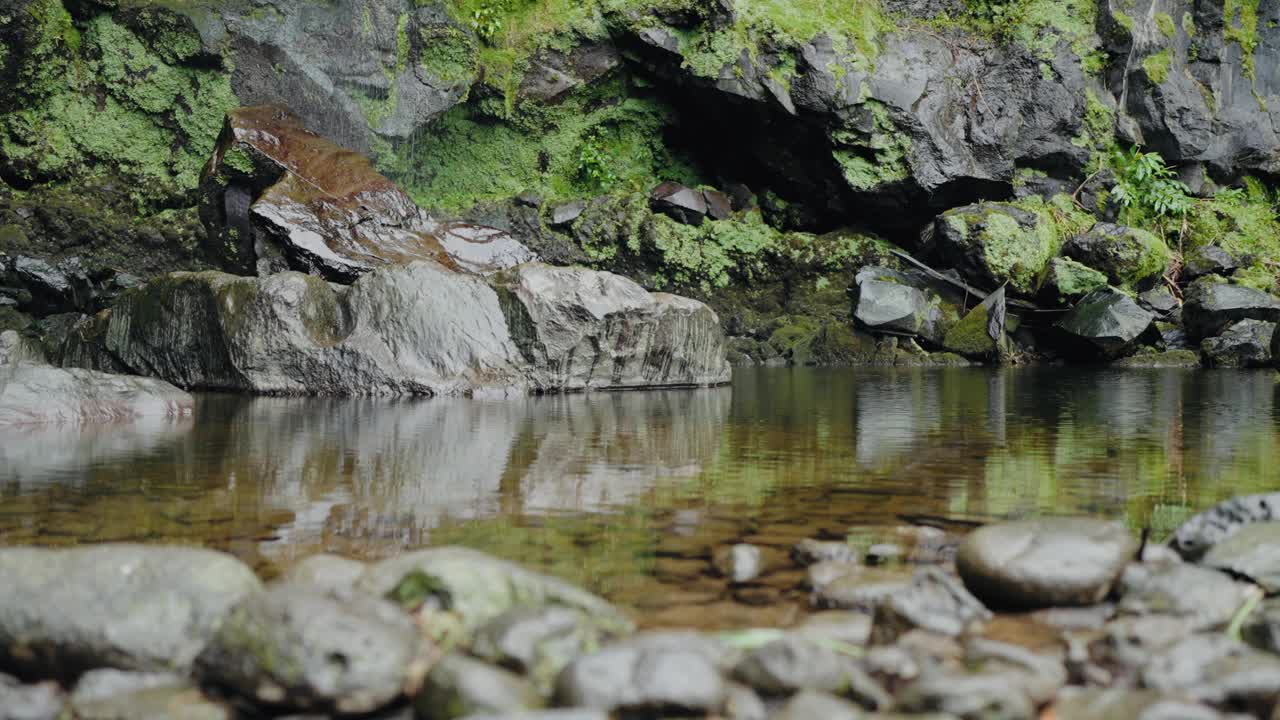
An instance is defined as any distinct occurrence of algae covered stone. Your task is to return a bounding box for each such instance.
[942,286,1008,360]
[935,203,1059,296]
[1062,223,1171,288]
[1043,257,1109,303]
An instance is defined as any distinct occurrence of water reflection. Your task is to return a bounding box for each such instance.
[2,367,1280,622]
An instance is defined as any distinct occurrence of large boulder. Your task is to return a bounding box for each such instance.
[1201,319,1275,368]
[956,518,1135,610]
[1054,288,1156,358]
[195,584,426,714]
[942,287,1008,360]
[0,545,261,679]
[851,267,951,344]
[200,106,536,279]
[1062,223,1170,288]
[0,364,193,426]
[1182,279,1280,340]
[934,203,1058,295]
[65,261,729,395]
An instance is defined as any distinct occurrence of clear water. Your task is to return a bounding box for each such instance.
[3,367,1279,627]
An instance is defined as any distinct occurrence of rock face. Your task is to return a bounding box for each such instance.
[1181,280,1280,341]
[200,106,536,279]
[1201,319,1276,368]
[955,518,1135,609]
[65,261,729,396]
[1062,224,1170,288]
[0,545,261,678]
[196,584,425,714]
[1054,289,1156,358]
[0,364,193,426]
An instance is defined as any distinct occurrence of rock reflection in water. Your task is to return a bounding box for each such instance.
[3,367,1280,626]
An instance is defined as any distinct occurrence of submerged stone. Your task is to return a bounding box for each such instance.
[200,105,536,280]
[1054,289,1156,358]
[870,567,992,640]
[956,518,1135,609]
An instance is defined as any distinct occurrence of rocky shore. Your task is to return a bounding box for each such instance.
[4,494,1280,719]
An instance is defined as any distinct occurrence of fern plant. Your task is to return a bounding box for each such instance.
[1111,146,1193,218]
[576,130,616,190]
[470,4,504,43]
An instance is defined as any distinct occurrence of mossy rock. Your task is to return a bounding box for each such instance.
[1042,257,1109,304]
[1062,222,1171,289]
[934,202,1060,296]
[942,287,1008,360]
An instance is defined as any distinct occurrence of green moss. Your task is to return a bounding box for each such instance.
[943,300,1000,358]
[1154,11,1176,39]
[1048,257,1108,297]
[831,100,911,191]
[1142,48,1172,84]
[1184,179,1280,293]
[419,22,478,84]
[386,78,699,212]
[1181,11,1197,38]
[1224,0,1260,80]
[1112,10,1134,34]
[221,146,255,175]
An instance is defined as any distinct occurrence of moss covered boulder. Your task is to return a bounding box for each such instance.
[1062,223,1170,288]
[1041,257,1109,305]
[943,287,1009,360]
[935,203,1059,296]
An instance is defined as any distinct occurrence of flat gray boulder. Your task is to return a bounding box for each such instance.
[1055,289,1155,358]
[956,518,1135,609]
[0,545,260,678]
[1182,280,1280,340]
[68,261,729,396]
[0,364,193,427]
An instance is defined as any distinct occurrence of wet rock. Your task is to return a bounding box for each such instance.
[771,690,865,720]
[1137,287,1179,317]
[852,267,947,344]
[1030,604,1116,631]
[1086,615,1199,686]
[549,202,586,227]
[793,539,859,566]
[71,261,729,396]
[200,106,536,280]
[1242,598,1280,655]
[732,634,888,707]
[957,518,1135,610]
[895,666,1036,720]
[805,561,862,593]
[870,568,992,641]
[1042,257,1110,305]
[816,569,910,613]
[1053,688,1226,720]
[704,189,733,221]
[964,639,1067,706]
[713,544,763,583]
[1169,492,1280,561]
[942,287,1008,360]
[934,203,1057,295]
[794,612,873,647]
[280,554,368,596]
[1202,522,1280,593]
[7,256,95,316]
[0,330,44,366]
[1142,634,1280,715]
[67,669,232,720]
[1054,289,1156,359]
[1062,223,1170,288]
[649,182,709,226]
[195,584,425,715]
[553,633,728,714]
[0,545,260,678]
[1111,348,1200,368]
[0,674,63,720]
[471,606,606,693]
[358,547,632,639]
[1183,246,1240,280]
[1117,562,1253,631]
[416,653,541,720]
[0,364,193,426]
[1201,319,1275,368]
[1181,279,1280,340]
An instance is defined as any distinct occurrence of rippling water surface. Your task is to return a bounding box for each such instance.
[3,367,1279,627]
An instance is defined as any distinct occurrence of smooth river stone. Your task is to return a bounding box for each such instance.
[0,545,261,678]
[956,518,1136,609]
[1202,522,1280,592]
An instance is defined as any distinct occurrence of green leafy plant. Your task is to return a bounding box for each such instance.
[965,0,1029,31]
[576,130,616,190]
[470,3,504,43]
[1111,146,1194,218]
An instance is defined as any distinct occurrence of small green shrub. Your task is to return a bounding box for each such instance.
[965,0,1030,32]
[576,130,616,190]
[470,3,504,42]
[1111,146,1193,219]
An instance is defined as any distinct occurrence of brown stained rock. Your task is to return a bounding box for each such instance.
[200,105,536,281]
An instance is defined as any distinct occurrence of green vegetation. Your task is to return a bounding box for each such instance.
[832,100,912,191]
[1110,146,1193,227]
[1141,48,1172,84]
[1184,179,1280,293]
[1047,257,1108,298]
[1224,0,1260,80]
